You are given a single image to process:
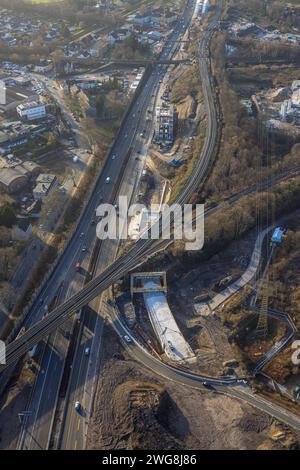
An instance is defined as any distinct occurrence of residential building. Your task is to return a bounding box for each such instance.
[34,60,53,73]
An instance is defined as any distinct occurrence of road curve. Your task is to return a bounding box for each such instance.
[2,0,300,435]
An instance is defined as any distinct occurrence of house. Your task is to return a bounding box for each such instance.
[128,14,152,25]
[34,60,53,73]
[148,30,163,41]
[108,28,131,44]
[108,32,119,44]
[12,218,32,241]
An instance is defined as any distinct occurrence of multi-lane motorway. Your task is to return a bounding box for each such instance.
[7,0,198,450]
[2,0,300,444]
[1,0,199,372]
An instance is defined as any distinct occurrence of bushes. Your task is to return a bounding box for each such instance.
[0,204,16,228]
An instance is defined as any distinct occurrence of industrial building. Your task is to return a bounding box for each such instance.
[0,120,49,151]
[33,173,57,200]
[0,83,37,113]
[131,273,195,363]
[155,105,175,144]
[17,101,47,121]
[0,157,40,194]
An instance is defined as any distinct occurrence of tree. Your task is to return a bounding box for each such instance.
[0,204,16,228]
[95,94,105,118]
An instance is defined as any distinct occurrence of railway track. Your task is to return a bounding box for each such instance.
[0,5,223,370]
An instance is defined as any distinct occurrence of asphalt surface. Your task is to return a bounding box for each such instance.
[108,309,300,433]
[2,0,202,369]
[3,0,300,439]
[11,0,197,450]
[59,1,198,451]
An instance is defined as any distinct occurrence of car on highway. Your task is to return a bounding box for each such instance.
[112,154,117,160]
[75,401,81,412]
[82,246,87,252]
[105,177,111,184]
[124,335,132,345]
[237,379,248,385]
[85,347,90,356]
[203,382,216,391]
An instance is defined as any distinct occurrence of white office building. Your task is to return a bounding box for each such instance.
[17,102,46,121]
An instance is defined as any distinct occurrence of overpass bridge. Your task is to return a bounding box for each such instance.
[0,18,219,372]
[89,58,193,73]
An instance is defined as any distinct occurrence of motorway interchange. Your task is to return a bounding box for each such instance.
[1,0,300,449]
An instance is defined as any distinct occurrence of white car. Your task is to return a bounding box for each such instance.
[75,401,81,412]
[85,347,90,356]
[105,177,111,184]
[124,335,132,345]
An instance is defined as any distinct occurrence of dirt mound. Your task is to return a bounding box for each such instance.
[239,412,272,433]
[88,358,184,450]
[177,95,197,120]
[87,326,299,450]
[114,381,183,449]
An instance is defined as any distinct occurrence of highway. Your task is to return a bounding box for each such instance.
[59,86,163,450]
[1,0,200,371]
[58,1,199,451]
[1,0,208,370]
[2,0,300,439]
[10,0,198,450]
